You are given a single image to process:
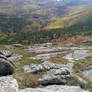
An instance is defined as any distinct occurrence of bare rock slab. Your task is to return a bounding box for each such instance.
[0,76,19,92]
[23,61,71,85]
[20,85,89,92]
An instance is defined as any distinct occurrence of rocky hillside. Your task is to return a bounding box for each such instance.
[0,43,92,92]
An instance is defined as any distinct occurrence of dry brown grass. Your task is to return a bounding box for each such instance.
[14,73,40,89]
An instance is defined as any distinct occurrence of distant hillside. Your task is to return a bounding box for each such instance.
[0,0,92,43]
[45,4,92,29]
[0,0,92,33]
[1,17,92,44]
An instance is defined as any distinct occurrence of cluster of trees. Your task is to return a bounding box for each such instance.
[1,18,92,44]
[0,13,50,34]
[0,13,92,44]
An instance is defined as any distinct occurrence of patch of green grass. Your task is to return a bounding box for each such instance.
[12,48,36,57]
[49,56,68,64]
[0,45,8,50]
[14,58,43,73]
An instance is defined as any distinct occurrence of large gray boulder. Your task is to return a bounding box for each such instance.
[23,61,71,85]
[24,61,67,73]
[39,68,70,85]
[20,85,89,92]
[0,76,19,92]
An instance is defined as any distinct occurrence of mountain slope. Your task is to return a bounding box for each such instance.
[0,0,92,33]
[45,4,92,29]
[0,0,92,43]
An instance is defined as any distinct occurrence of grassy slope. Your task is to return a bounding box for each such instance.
[0,0,92,33]
[45,4,92,29]
[1,17,92,45]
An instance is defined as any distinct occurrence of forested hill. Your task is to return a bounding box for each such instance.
[1,17,92,44]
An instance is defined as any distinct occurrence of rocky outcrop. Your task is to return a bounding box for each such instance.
[0,76,88,92]
[0,60,14,76]
[64,50,91,60]
[20,85,89,92]
[23,61,71,85]
[30,52,65,61]
[63,50,91,73]
[0,76,19,92]
[24,61,68,73]
[39,68,71,85]
[0,50,22,76]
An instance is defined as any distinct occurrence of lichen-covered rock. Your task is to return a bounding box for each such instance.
[24,61,71,85]
[0,76,19,92]
[24,61,67,73]
[20,85,89,92]
[39,68,71,85]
